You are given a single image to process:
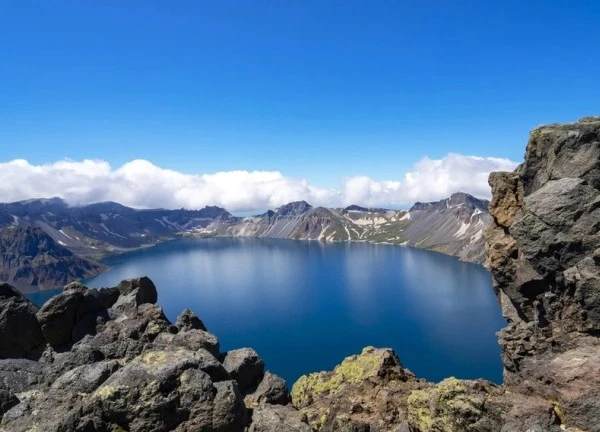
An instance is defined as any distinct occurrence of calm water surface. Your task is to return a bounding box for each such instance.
[29,238,505,385]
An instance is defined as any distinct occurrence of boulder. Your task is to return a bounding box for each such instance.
[117,276,157,304]
[154,328,220,357]
[248,404,313,432]
[0,283,45,359]
[88,348,245,431]
[246,372,290,406]
[291,347,419,431]
[36,283,108,347]
[175,308,207,332]
[223,348,265,394]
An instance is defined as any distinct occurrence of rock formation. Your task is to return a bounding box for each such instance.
[0,277,311,432]
[0,117,597,431]
[486,116,600,429]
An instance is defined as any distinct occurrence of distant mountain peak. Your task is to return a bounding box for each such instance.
[410,192,488,212]
[274,201,312,217]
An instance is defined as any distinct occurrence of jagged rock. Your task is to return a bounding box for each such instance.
[246,372,290,406]
[36,283,108,347]
[211,380,249,431]
[154,328,220,357]
[248,404,313,432]
[406,378,506,431]
[486,116,600,431]
[0,387,19,417]
[112,277,158,318]
[0,359,45,393]
[0,283,45,359]
[223,348,265,394]
[291,347,419,431]
[117,276,158,303]
[50,360,120,393]
[175,308,207,331]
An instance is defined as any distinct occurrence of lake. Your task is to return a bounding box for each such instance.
[28,237,505,385]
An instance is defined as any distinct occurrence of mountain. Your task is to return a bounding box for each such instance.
[221,194,488,263]
[0,193,490,291]
[0,118,598,430]
[0,226,105,292]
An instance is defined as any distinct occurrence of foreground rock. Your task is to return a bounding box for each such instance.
[0,277,307,432]
[0,283,44,359]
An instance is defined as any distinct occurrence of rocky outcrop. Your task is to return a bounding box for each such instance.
[0,277,305,432]
[0,283,44,359]
[485,116,600,431]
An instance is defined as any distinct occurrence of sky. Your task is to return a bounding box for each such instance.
[1,1,599,211]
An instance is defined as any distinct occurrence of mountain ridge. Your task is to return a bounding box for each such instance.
[0,192,490,291]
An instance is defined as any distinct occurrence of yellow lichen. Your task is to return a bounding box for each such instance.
[549,397,566,425]
[94,385,127,400]
[407,378,484,431]
[407,390,433,430]
[291,346,387,406]
[140,351,169,366]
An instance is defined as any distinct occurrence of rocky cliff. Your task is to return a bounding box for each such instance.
[485,116,600,428]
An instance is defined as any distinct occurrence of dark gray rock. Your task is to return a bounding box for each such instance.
[117,276,157,304]
[175,308,207,332]
[51,360,119,393]
[36,284,109,347]
[212,380,249,431]
[248,404,313,432]
[0,387,19,417]
[0,283,44,359]
[0,359,45,392]
[223,348,265,394]
[487,116,600,431]
[154,328,220,357]
[248,372,290,406]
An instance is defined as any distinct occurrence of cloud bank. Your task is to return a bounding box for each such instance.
[0,154,518,212]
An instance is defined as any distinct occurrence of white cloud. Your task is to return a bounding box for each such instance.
[341,153,519,207]
[0,154,518,212]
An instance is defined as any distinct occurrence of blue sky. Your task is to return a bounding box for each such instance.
[1,1,599,210]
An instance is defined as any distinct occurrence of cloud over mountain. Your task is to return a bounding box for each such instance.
[0,154,517,212]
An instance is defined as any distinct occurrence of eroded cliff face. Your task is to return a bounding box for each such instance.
[486,116,600,429]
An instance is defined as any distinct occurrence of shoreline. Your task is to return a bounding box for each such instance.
[28,233,486,294]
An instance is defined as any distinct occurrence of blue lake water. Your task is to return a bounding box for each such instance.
[28,237,506,385]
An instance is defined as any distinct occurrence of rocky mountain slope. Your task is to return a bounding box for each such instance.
[0,226,105,292]
[0,193,490,290]
[0,117,597,431]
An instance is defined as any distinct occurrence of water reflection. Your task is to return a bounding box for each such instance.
[30,237,505,385]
